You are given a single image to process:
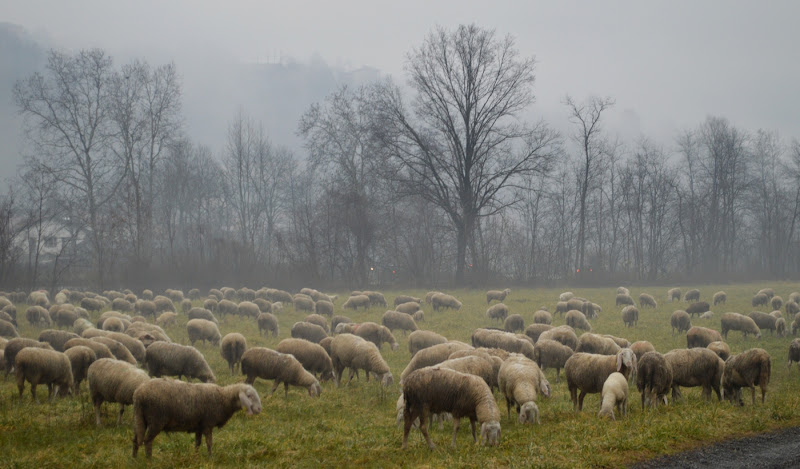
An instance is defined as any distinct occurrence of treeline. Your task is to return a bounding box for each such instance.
[3,25,800,291]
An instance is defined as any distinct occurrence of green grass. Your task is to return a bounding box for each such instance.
[2,282,800,468]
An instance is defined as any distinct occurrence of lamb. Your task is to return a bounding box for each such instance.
[486,288,511,304]
[15,347,74,401]
[616,294,635,307]
[187,319,222,346]
[564,348,637,411]
[315,300,334,317]
[3,338,54,378]
[663,348,724,401]
[686,326,723,348]
[396,302,421,314]
[343,295,371,311]
[503,314,524,333]
[721,312,762,339]
[621,306,639,328]
[291,321,328,344]
[685,301,710,318]
[38,329,80,352]
[788,338,800,370]
[631,341,656,362]
[471,328,535,360]
[498,355,550,425]
[533,339,574,383]
[684,289,701,302]
[91,337,137,364]
[639,293,657,309]
[707,341,731,361]
[713,291,727,305]
[382,310,419,334]
[699,311,714,320]
[749,311,777,335]
[304,313,330,332]
[188,307,218,324]
[670,310,691,335]
[432,293,462,311]
[575,333,621,355]
[144,342,215,383]
[276,338,335,381]
[395,295,423,306]
[88,358,150,426]
[636,351,672,409]
[401,367,500,449]
[598,372,629,420]
[722,348,771,406]
[257,312,279,337]
[329,334,393,387]
[565,310,592,331]
[532,310,552,325]
[63,345,96,393]
[524,323,553,343]
[667,288,681,302]
[241,347,322,397]
[752,293,769,307]
[354,322,399,351]
[401,341,473,382]
[408,330,448,357]
[771,296,784,311]
[220,333,247,374]
[132,378,261,458]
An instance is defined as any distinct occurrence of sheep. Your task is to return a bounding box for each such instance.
[354,322,399,351]
[291,321,328,344]
[53,307,79,330]
[791,292,800,304]
[503,314,524,333]
[220,333,247,374]
[699,311,714,320]
[335,323,358,334]
[141,289,154,300]
[153,296,176,313]
[188,307,218,324]
[636,352,672,409]
[186,319,221,347]
[257,312,279,337]
[575,333,621,355]
[559,291,574,302]
[749,311,777,335]
[91,337,137,364]
[104,332,146,363]
[450,347,510,362]
[396,302,421,315]
[439,355,500,391]
[268,289,293,304]
[670,310,691,335]
[617,287,630,296]
[329,334,393,387]
[303,313,329,333]
[752,293,769,307]
[64,337,114,361]
[237,301,261,318]
[237,287,256,302]
[486,289,511,304]
[72,318,94,336]
[408,330,448,357]
[3,338,54,378]
[203,298,218,313]
[412,310,425,323]
[87,357,150,426]
[630,341,656,362]
[241,347,321,397]
[713,291,727,305]
[686,326,723,348]
[639,293,657,309]
[721,312,762,339]
[136,300,156,318]
[343,295,371,311]
[663,347,724,401]
[315,300,334,317]
[402,367,500,449]
[621,305,639,328]
[532,310,552,325]
[103,317,127,333]
[216,299,238,317]
[81,297,104,313]
[15,347,73,401]
[533,339,574,383]
[363,291,388,307]
[565,310,592,332]
[432,293,462,311]
[788,338,800,370]
[684,302,710,319]
[758,288,775,299]
[524,323,553,343]
[144,342,215,383]
[707,341,731,361]
[722,348,771,406]
[616,294,634,307]
[424,291,440,304]
[597,372,629,420]
[28,290,50,306]
[777,318,787,337]
[253,298,272,314]
[382,310,418,335]
[667,288,681,302]
[63,345,96,393]
[538,325,578,350]
[684,289,700,302]
[331,315,352,332]
[564,348,637,411]
[770,310,784,319]
[498,355,550,425]
[395,295,422,306]
[401,341,473,382]
[482,303,508,323]
[276,338,334,381]
[125,322,171,345]
[771,296,784,311]
[471,328,535,360]
[794,318,800,336]
[132,378,261,458]
[2,304,16,323]
[0,319,18,338]
[25,305,52,326]
[112,297,133,313]
[555,301,569,316]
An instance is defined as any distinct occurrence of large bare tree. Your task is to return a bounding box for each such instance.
[373,24,559,284]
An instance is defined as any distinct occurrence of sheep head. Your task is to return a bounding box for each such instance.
[308,381,322,397]
[381,372,394,387]
[539,378,552,398]
[480,421,501,446]
[239,385,262,415]
[616,348,636,377]
[518,402,539,425]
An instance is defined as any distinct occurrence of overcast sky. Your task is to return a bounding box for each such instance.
[3,0,799,152]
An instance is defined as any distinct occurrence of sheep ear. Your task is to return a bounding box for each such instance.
[616,353,623,371]
[239,390,253,413]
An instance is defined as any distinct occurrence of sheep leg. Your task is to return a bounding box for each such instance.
[270,380,281,395]
[555,369,561,384]
[284,382,289,399]
[578,391,587,411]
[569,386,578,411]
[143,426,161,458]
[195,432,202,451]
[117,404,125,425]
[420,408,435,449]
[761,386,767,403]
[94,400,103,426]
[470,418,478,443]
[505,397,513,420]
[750,385,756,406]
[450,418,460,447]
[347,369,356,385]
[402,409,415,449]
[641,390,646,410]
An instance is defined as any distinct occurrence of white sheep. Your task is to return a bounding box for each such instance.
[597,372,628,420]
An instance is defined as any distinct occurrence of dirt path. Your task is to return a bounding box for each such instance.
[631,426,800,468]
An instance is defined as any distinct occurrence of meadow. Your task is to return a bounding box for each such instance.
[2,282,800,469]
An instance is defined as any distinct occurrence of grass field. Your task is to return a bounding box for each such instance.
[2,282,800,468]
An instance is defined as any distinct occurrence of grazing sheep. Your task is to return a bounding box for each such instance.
[88,358,150,426]
[486,289,511,304]
[408,330,448,357]
[749,311,777,335]
[636,352,672,409]
[240,347,321,397]
[630,341,656,362]
[770,310,784,319]
[314,300,334,317]
[598,372,629,420]
[214,299,236,317]
[424,291,440,304]
[538,326,578,350]
[667,288,681,302]
[533,339,574,383]
[565,310,592,332]
[291,321,328,344]
[684,289,700,302]
[439,355,500,391]
[267,289,293,304]
[777,318,787,337]
[639,293,657,309]
[15,347,74,400]
[713,291,727,305]
[343,295,371,311]
[253,298,272,314]
[363,291,388,308]
[136,300,156,318]
[395,295,423,306]
[575,333,621,355]
[103,332,146,363]
[25,305,52,327]
[564,348,637,411]
[354,322,399,351]
[401,341,473,382]
[91,337,137,364]
[721,312,762,339]
[2,304,16,322]
[686,326,723,348]
[153,296,176,313]
[471,329,535,360]
[64,345,96,393]
[3,338,54,377]
[396,302,422,315]
[559,291,574,302]
[722,348,771,406]
[554,301,569,316]
[402,367,500,449]
[335,323,358,334]
[382,310,419,335]
[53,308,79,329]
[616,294,635,307]
[72,318,94,336]
[621,306,639,328]
[758,288,775,299]
[257,312,279,337]
[102,317,127,333]
[707,341,731,361]
[524,324,553,343]
[64,338,114,360]
[303,313,329,333]
[276,338,334,381]
[790,292,800,304]
[699,311,714,320]
[664,348,724,401]
[788,338,800,370]
[327,314,350,331]
[0,319,18,338]
[132,379,261,458]
[771,296,784,311]
[532,310,552,325]
[235,301,259,318]
[412,311,425,323]
[293,296,316,313]
[329,334,393,387]
[144,342,215,383]
[685,301,710,318]
[617,287,630,296]
[203,298,218,313]
[220,333,247,374]
[670,310,691,335]
[188,307,218,324]
[498,355,550,424]
[603,335,631,349]
[125,322,171,345]
[186,319,221,346]
[752,293,769,308]
[503,314,524,333]
[432,293,462,312]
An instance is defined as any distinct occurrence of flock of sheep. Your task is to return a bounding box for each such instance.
[0,284,795,459]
